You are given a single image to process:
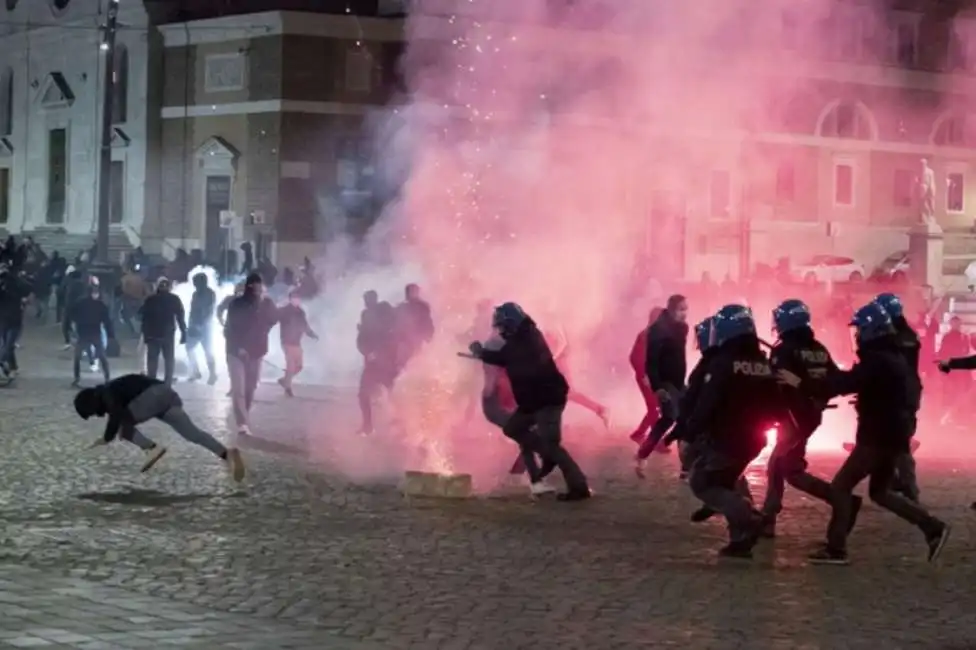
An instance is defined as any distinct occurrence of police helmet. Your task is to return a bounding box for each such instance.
[694,317,714,352]
[711,304,756,347]
[873,292,904,320]
[491,302,528,339]
[850,302,894,345]
[772,299,812,337]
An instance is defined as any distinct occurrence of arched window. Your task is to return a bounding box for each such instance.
[0,68,13,137]
[111,44,128,124]
[932,113,973,147]
[817,100,875,140]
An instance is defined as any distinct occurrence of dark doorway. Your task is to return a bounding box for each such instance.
[47,128,67,224]
[204,175,231,262]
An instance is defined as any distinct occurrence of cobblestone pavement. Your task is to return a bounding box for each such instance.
[0,565,386,649]
[3,332,976,649]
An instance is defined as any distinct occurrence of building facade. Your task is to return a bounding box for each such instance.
[639,2,976,281]
[153,11,404,268]
[0,0,162,255]
[6,1,976,282]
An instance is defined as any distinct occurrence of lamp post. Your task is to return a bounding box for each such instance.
[95,0,120,263]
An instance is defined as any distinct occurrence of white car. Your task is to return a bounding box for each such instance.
[792,255,866,283]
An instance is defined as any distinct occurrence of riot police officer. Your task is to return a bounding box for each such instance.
[874,292,922,502]
[686,305,784,558]
[676,316,755,523]
[778,302,950,565]
[761,299,849,538]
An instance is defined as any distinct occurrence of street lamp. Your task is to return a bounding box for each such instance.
[95,0,120,263]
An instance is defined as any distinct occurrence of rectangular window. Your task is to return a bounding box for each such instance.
[947,172,965,213]
[0,168,9,224]
[345,48,373,92]
[834,163,854,206]
[893,169,914,207]
[204,53,246,93]
[775,162,795,202]
[109,160,124,224]
[708,170,731,218]
[895,23,917,66]
[46,127,67,224]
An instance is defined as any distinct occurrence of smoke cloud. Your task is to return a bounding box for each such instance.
[293,1,974,483]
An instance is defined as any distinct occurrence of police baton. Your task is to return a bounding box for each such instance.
[456,352,478,360]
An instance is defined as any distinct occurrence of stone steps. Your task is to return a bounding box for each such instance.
[0,227,132,261]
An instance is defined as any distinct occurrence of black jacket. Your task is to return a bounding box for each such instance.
[64,296,114,341]
[948,354,976,371]
[278,304,316,346]
[769,327,837,436]
[892,317,921,379]
[140,292,187,341]
[816,336,919,452]
[685,336,784,459]
[645,310,688,392]
[188,287,216,334]
[357,302,397,364]
[478,317,568,413]
[224,293,279,358]
[94,375,167,442]
[669,348,717,443]
[0,274,30,327]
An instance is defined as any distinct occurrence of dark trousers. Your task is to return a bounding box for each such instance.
[893,452,920,501]
[0,323,20,371]
[690,446,761,544]
[825,443,943,551]
[762,429,832,517]
[637,386,680,459]
[74,337,110,382]
[483,393,545,482]
[502,405,588,493]
[358,360,396,433]
[145,337,175,385]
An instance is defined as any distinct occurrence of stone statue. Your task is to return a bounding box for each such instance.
[918,158,937,227]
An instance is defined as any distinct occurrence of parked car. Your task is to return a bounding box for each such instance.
[869,250,910,284]
[792,254,866,283]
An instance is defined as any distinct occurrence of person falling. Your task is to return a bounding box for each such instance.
[74,373,245,481]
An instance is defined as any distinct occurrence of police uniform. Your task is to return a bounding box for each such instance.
[875,293,922,502]
[806,303,949,565]
[890,320,922,501]
[686,306,783,556]
[761,323,839,533]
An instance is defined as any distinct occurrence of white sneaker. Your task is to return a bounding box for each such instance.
[237,425,252,437]
[89,362,98,373]
[225,448,246,482]
[530,482,556,497]
[141,446,167,473]
[61,343,72,351]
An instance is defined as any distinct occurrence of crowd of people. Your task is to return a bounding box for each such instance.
[5,230,976,568]
[463,290,972,565]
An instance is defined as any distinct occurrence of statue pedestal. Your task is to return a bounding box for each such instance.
[908,221,944,293]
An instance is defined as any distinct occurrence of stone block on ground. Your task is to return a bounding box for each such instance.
[401,471,473,498]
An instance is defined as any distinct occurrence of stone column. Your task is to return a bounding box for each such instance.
[907,220,944,293]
